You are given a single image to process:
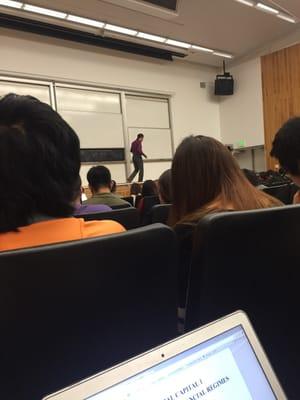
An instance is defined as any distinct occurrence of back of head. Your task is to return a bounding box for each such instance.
[130,182,141,196]
[142,180,158,197]
[171,135,280,225]
[158,169,172,203]
[271,117,300,176]
[87,165,111,192]
[0,93,80,233]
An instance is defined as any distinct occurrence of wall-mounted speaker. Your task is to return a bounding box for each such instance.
[215,73,234,95]
[215,61,234,96]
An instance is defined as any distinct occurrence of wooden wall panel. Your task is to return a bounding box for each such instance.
[262,44,300,169]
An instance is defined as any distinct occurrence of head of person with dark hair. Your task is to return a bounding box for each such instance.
[87,166,112,194]
[271,117,300,187]
[86,165,130,207]
[158,169,172,204]
[137,133,144,141]
[0,93,81,233]
[170,135,282,225]
[142,180,158,197]
[130,182,141,196]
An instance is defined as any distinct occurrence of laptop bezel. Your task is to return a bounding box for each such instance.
[43,310,286,400]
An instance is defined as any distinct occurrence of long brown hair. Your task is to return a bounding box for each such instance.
[170,135,282,226]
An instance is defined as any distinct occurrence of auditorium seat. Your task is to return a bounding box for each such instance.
[76,207,140,229]
[150,204,171,224]
[184,205,300,398]
[140,195,160,225]
[262,183,298,204]
[0,224,178,400]
[121,196,134,206]
[111,203,132,210]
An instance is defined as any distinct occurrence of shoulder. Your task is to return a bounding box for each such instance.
[81,219,126,238]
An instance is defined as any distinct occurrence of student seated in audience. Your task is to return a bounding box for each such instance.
[138,179,158,211]
[85,166,130,207]
[271,117,300,204]
[0,94,125,251]
[130,182,141,207]
[170,135,282,322]
[130,182,141,197]
[141,180,158,197]
[170,135,281,227]
[73,181,111,216]
[158,169,172,204]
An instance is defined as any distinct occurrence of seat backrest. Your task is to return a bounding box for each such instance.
[0,224,178,400]
[121,196,134,206]
[135,194,142,208]
[111,203,131,210]
[262,183,298,204]
[76,207,140,229]
[151,204,171,224]
[185,206,300,398]
[140,195,160,225]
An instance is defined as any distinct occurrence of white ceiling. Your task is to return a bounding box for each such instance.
[2,0,300,66]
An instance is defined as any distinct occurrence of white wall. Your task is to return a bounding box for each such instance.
[219,57,264,148]
[0,28,221,148]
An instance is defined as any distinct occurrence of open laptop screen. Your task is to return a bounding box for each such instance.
[87,325,276,400]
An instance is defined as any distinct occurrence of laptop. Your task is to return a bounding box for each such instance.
[44,311,286,400]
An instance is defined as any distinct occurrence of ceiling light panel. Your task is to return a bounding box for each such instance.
[277,13,296,23]
[191,45,213,53]
[137,32,166,43]
[256,2,279,14]
[235,0,255,6]
[24,4,67,18]
[0,0,23,8]
[213,51,233,59]
[165,39,191,49]
[105,24,137,36]
[67,15,104,28]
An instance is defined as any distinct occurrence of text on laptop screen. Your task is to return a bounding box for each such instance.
[87,325,276,400]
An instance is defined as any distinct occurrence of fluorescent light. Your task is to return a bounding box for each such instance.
[277,13,296,23]
[0,0,23,8]
[165,39,191,49]
[235,0,255,6]
[213,51,233,59]
[67,15,104,28]
[191,45,213,53]
[24,4,67,18]
[137,32,166,43]
[105,24,137,36]
[256,2,279,14]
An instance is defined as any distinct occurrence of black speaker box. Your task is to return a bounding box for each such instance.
[215,74,234,96]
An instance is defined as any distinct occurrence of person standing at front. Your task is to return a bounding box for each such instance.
[127,133,147,182]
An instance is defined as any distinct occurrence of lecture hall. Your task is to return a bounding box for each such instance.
[0,0,299,399]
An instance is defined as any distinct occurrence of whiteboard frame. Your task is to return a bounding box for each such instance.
[0,74,176,182]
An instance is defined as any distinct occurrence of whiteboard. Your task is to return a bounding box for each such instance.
[56,87,124,149]
[141,161,172,181]
[56,87,121,113]
[80,163,127,185]
[0,81,51,104]
[61,110,124,148]
[129,127,172,159]
[126,96,170,128]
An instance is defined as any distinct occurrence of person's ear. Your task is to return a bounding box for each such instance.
[88,184,94,195]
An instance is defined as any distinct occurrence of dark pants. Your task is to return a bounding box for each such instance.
[127,155,144,182]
